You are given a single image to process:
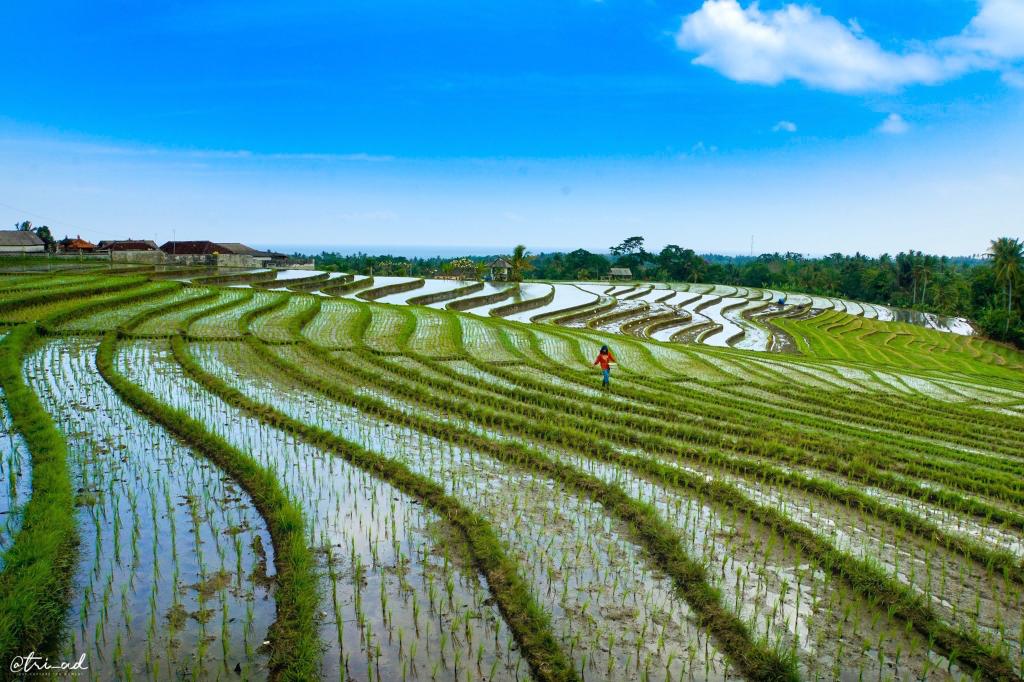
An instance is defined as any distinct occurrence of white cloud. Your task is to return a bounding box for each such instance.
[1003,69,1024,88]
[878,113,909,135]
[950,0,1024,60]
[675,1,956,92]
[675,0,1024,93]
[773,120,798,132]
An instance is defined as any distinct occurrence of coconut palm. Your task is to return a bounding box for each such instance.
[910,252,924,305]
[919,254,936,306]
[989,237,1024,333]
[509,244,533,282]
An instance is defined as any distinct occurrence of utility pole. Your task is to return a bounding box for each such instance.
[750,235,754,258]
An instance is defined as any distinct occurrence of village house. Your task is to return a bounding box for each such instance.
[158,240,278,268]
[96,239,161,263]
[488,257,512,281]
[217,243,270,263]
[216,243,296,267]
[159,240,225,255]
[98,239,158,251]
[0,230,46,254]
[609,267,632,281]
[58,235,96,253]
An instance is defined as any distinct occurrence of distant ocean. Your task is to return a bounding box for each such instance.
[252,243,579,258]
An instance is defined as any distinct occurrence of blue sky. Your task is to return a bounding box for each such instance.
[1,1,1022,255]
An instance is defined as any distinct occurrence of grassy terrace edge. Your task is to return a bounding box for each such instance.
[0,325,78,668]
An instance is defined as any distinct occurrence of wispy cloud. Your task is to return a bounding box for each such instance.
[1003,69,1024,88]
[675,0,1024,93]
[877,113,910,135]
[0,135,393,164]
[773,120,797,133]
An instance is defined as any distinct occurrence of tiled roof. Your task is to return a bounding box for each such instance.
[0,230,44,246]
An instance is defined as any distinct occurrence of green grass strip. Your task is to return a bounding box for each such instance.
[357,277,425,301]
[96,333,321,680]
[0,325,78,668]
[190,270,277,286]
[406,280,484,306]
[446,284,517,311]
[288,296,322,339]
[182,288,255,336]
[237,292,289,335]
[0,275,149,320]
[320,275,374,296]
[119,287,220,335]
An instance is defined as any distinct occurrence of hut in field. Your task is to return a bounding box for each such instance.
[0,230,45,254]
[488,257,513,281]
[609,267,632,281]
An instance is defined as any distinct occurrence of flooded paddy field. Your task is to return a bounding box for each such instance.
[0,270,1022,680]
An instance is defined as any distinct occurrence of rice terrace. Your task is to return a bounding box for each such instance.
[0,254,1022,682]
[4,2,1024,679]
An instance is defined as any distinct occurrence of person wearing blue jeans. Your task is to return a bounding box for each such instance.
[593,345,616,389]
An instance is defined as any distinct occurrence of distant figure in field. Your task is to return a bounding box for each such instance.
[594,345,616,389]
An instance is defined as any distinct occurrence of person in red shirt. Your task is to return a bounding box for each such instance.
[593,345,616,388]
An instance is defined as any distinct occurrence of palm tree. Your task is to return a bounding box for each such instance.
[989,237,1024,333]
[910,252,924,305]
[919,254,936,306]
[509,244,533,282]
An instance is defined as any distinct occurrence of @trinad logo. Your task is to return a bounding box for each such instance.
[9,652,88,676]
